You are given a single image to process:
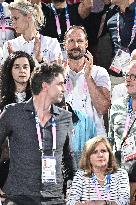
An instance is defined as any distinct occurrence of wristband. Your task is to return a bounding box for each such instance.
[105,201,112,205]
[38,57,45,64]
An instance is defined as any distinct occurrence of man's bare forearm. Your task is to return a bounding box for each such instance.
[86,75,110,114]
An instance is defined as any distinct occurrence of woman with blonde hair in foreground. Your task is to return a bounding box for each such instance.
[66,136,130,205]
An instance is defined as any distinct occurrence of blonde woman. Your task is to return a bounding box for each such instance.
[67,136,130,205]
[2,0,62,64]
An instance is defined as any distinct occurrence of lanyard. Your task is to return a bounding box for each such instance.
[92,173,111,200]
[117,8,136,48]
[51,3,71,40]
[35,115,57,154]
[0,3,6,39]
[123,96,133,138]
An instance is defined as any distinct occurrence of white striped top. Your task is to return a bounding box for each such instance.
[66,168,130,205]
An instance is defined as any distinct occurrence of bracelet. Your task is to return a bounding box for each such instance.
[105,201,112,205]
[38,58,45,64]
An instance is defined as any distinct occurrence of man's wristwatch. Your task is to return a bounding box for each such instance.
[38,57,45,64]
[105,201,112,205]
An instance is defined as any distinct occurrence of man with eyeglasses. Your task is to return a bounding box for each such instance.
[109,60,136,204]
[111,51,136,102]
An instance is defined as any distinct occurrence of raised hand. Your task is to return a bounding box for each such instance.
[84,50,93,79]
[34,32,43,62]
[7,41,14,55]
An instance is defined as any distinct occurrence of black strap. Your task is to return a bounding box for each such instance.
[121,118,136,147]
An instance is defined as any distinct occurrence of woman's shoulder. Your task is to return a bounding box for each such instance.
[112,168,128,178]
[75,169,91,180]
[41,35,59,44]
[76,169,86,176]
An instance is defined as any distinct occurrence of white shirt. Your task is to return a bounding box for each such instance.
[65,65,111,135]
[3,34,62,62]
[111,83,128,103]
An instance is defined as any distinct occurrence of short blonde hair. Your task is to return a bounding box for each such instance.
[9,0,44,29]
[80,136,118,176]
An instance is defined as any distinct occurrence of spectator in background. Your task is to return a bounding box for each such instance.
[78,0,111,64]
[0,51,35,110]
[0,0,15,49]
[33,0,84,59]
[66,136,130,205]
[0,51,35,194]
[3,0,62,64]
[111,50,136,103]
[107,0,136,56]
[64,25,111,135]
[109,60,136,204]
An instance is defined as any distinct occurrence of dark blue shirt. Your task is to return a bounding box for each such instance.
[107,2,136,56]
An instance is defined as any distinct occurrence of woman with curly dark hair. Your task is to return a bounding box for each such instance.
[0,50,35,110]
[0,51,35,191]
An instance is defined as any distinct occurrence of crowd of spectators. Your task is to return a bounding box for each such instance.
[0,0,136,204]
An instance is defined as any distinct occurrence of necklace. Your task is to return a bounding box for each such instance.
[95,175,106,182]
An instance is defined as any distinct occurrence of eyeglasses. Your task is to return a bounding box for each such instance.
[124,73,136,81]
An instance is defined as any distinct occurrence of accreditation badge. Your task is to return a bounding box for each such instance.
[122,135,136,161]
[41,155,56,183]
[110,49,131,74]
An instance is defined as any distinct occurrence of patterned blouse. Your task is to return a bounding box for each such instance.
[66,169,130,205]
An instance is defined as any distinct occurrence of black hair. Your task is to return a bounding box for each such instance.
[30,63,64,95]
[0,51,35,110]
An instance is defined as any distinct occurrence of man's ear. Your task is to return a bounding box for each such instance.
[42,82,49,91]
[85,40,88,49]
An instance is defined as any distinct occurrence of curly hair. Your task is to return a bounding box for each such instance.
[0,51,35,110]
[80,136,118,176]
[30,63,64,95]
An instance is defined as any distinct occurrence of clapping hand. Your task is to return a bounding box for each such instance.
[7,41,14,55]
[34,32,47,63]
[84,50,93,79]
[34,33,41,60]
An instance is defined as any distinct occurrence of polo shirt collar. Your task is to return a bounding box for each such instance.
[19,35,35,44]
